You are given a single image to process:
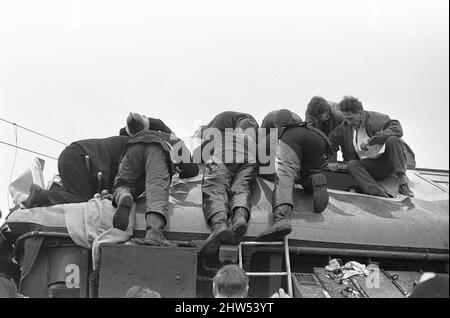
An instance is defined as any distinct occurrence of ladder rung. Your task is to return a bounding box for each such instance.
[240,241,284,246]
[246,272,288,277]
[239,236,293,297]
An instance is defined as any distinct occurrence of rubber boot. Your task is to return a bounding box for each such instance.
[256,204,292,241]
[112,188,133,231]
[311,173,329,213]
[230,207,250,236]
[200,212,231,257]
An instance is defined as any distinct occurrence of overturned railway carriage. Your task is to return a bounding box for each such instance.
[0,167,448,298]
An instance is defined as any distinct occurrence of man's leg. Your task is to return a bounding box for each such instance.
[347,156,394,197]
[384,136,414,197]
[112,144,145,230]
[142,143,173,246]
[201,162,232,256]
[27,145,95,208]
[58,144,94,201]
[300,169,329,213]
[257,141,299,241]
[229,163,258,236]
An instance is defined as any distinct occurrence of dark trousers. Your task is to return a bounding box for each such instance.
[58,144,94,201]
[26,144,94,208]
[348,136,407,196]
[273,141,321,209]
[113,143,171,221]
[202,162,257,224]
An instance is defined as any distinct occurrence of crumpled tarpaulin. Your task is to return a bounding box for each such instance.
[64,198,136,270]
[325,259,370,279]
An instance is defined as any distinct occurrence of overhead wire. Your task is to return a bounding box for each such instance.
[0,140,59,160]
[6,126,18,210]
[0,116,68,146]
[0,116,67,213]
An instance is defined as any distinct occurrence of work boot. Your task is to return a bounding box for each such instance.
[200,213,231,257]
[256,204,292,242]
[230,207,250,236]
[112,188,133,231]
[311,173,329,213]
[397,173,414,197]
[145,212,174,246]
[398,183,414,197]
[143,227,175,247]
[368,186,395,199]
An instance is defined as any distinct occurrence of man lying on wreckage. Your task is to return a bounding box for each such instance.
[24,112,199,246]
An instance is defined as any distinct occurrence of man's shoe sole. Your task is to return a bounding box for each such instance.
[231,219,248,236]
[113,194,133,231]
[200,227,232,257]
[311,174,329,213]
[256,226,292,242]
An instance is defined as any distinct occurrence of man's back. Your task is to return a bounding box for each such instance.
[280,126,328,170]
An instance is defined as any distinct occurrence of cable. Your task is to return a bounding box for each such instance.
[0,140,58,160]
[0,117,68,146]
[6,126,18,210]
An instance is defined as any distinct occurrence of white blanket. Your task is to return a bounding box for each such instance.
[64,198,135,270]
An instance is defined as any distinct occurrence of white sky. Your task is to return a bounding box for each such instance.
[0,0,448,222]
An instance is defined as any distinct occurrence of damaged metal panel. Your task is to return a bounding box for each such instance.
[98,244,198,298]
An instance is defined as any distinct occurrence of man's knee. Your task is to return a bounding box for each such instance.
[347,160,360,172]
[385,136,401,148]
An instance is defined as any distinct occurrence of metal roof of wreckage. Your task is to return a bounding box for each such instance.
[5,166,449,256]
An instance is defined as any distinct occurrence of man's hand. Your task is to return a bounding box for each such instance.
[328,163,340,172]
[360,141,369,151]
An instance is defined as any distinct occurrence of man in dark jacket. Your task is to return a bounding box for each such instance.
[197,111,259,256]
[26,135,131,208]
[257,109,332,241]
[112,130,199,246]
[305,96,344,136]
[328,96,415,198]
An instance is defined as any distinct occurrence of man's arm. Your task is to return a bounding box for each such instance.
[207,112,234,131]
[148,118,173,134]
[118,117,173,136]
[327,126,344,163]
[368,119,404,145]
[119,127,128,136]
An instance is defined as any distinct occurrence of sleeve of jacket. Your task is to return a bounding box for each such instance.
[118,118,172,136]
[207,112,233,131]
[148,118,172,134]
[368,119,404,145]
[328,126,344,163]
[119,127,127,136]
